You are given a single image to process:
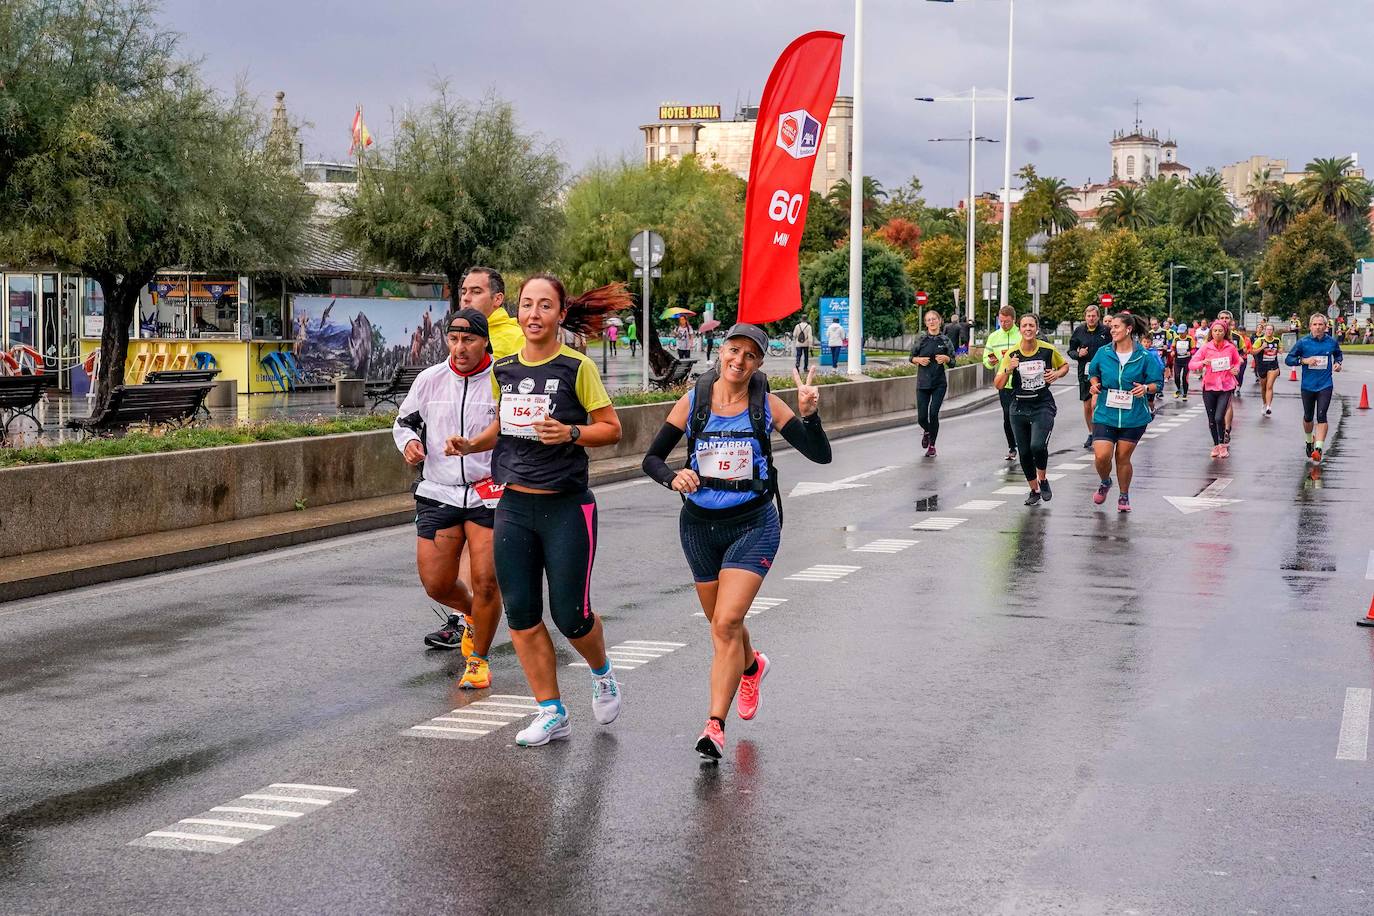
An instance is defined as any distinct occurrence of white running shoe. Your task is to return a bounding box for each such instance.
[516,706,571,747]
[591,669,622,725]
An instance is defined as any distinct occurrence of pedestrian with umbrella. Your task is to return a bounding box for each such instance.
[700,317,721,362]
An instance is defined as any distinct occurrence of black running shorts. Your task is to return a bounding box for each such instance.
[415,496,495,540]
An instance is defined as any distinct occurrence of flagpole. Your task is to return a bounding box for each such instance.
[846,0,864,377]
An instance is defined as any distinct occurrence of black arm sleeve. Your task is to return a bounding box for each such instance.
[641,422,686,488]
[780,412,832,464]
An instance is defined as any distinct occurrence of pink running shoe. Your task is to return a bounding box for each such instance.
[736,651,770,721]
[695,719,725,760]
[1210,445,1221,458]
[1219,443,1230,458]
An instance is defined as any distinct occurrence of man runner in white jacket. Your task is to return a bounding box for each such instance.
[394,309,503,689]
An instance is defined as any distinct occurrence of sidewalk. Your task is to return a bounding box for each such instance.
[0,381,998,602]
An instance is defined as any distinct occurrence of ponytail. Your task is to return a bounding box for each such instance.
[517,274,634,338]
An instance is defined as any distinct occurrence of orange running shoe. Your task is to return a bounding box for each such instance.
[736,651,770,721]
[458,656,490,690]
[695,719,725,760]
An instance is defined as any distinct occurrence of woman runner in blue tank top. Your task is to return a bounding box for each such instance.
[642,324,833,762]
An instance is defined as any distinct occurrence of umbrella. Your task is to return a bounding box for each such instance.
[661,307,696,319]
[605,316,623,327]
[699,319,721,333]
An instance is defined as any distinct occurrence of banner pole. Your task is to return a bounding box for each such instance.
[846,0,865,376]
[641,229,651,391]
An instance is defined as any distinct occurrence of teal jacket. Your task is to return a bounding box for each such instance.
[1087,341,1164,429]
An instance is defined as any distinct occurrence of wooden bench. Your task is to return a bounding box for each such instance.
[0,374,57,444]
[648,358,696,391]
[67,381,215,437]
[366,365,426,412]
[145,369,221,384]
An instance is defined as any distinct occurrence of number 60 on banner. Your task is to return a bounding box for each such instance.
[768,190,804,224]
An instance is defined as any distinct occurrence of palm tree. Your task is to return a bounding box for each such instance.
[1028,176,1079,234]
[1299,156,1366,220]
[1175,173,1234,236]
[1097,186,1151,230]
[1247,168,1279,236]
[826,176,888,228]
[1268,183,1302,235]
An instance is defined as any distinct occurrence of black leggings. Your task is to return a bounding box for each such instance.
[1173,360,1190,396]
[917,385,946,444]
[998,388,1016,449]
[1203,389,1232,444]
[1010,402,1055,481]
[1301,387,1333,424]
[493,488,598,639]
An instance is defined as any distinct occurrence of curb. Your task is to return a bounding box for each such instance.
[0,389,1002,603]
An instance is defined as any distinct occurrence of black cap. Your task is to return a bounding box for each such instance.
[725,323,769,357]
[446,308,489,338]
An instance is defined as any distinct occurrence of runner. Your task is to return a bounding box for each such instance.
[1086,312,1163,513]
[421,267,525,654]
[1250,321,1282,416]
[640,324,832,761]
[1145,318,1169,412]
[445,274,628,747]
[983,305,1020,462]
[1068,305,1112,450]
[1218,311,1247,441]
[1285,313,1344,463]
[1189,319,1242,458]
[910,309,955,458]
[395,310,502,689]
[1171,322,1194,400]
[995,314,1071,506]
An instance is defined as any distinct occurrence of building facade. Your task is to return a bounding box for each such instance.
[1069,124,1191,228]
[640,97,854,196]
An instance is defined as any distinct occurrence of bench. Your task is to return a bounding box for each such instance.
[0,374,57,444]
[146,369,222,419]
[67,381,215,438]
[648,358,696,391]
[366,365,426,412]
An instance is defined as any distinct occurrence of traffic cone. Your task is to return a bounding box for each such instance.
[1359,595,1374,627]
[1289,367,1299,382]
[1360,384,1370,410]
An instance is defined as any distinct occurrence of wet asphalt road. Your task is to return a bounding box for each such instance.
[5,365,1374,915]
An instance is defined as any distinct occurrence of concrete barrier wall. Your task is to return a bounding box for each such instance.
[0,365,983,558]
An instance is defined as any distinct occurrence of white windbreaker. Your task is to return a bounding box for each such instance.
[392,357,498,509]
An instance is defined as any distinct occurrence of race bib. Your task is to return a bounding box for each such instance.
[1309,355,1329,369]
[1106,388,1133,409]
[473,477,505,509]
[500,393,550,439]
[1175,340,1190,356]
[1210,356,1231,372]
[697,441,754,481]
[1019,359,1046,391]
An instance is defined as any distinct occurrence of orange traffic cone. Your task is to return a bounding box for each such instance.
[1359,596,1374,627]
[1289,367,1299,381]
[1360,384,1370,410]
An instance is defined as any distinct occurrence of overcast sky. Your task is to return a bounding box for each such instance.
[163,0,1371,206]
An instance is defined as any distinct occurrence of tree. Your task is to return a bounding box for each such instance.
[1257,208,1355,315]
[1041,227,1098,324]
[1299,156,1366,221]
[826,176,888,228]
[338,87,564,313]
[1142,176,1186,227]
[1247,168,1280,238]
[1175,172,1234,237]
[906,235,965,321]
[1,0,310,408]
[1077,229,1164,313]
[1268,183,1303,237]
[800,239,913,341]
[1097,187,1152,231]
[871,218,922,259]
[558,156,744,323]
[799,191,846,259]
[1020,176,1079,235]
[1138,226,1233,321]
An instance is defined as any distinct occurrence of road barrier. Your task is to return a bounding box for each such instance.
[0,365,986,559]
[1360,384,1370,410]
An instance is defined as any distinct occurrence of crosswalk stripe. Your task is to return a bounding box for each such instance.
[955,500,1005,511]
[910,517,967,531]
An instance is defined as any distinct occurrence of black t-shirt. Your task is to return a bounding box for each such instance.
[1069,322,1112,378]
[1001,342,1067,406]
[909,333,955,390]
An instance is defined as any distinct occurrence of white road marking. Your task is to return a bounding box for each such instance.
[1143,434,1159,439]
[569,661,639,669]
[834,466,901,484]
[432,717,504,727]
[910,517,967,531]
[451,709,526,718]
[1200,477,1233,497]
[956,500,1005,511]
[607,648,668,656]
[569,640,682,670]
[854,538,920,554]
[144,831,243,845]
[487,695,538,701]
[695,597,787,619]
[179,818,276,831]
[210,806,304,818]
[1337,688,1372,761]
[1052,463,1089,470]
[789,481,867,497]
[622,640,687,647]
[993,485,1029,495]
[785,564,861,582]
[412,724,490,735]
[268,783,356,794]
[1366,550,1374,580]
[466,701,541,711]
[239,794,330,806]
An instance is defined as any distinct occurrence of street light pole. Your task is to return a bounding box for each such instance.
[967,86,977,330]
[929,131,999,332]
[1168,262,1188,316]
[847,0,865,376]
[998,0,1016,314]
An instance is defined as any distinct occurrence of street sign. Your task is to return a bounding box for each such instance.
[1100,293,1114,308]
[1328,303,1341,319]
[915,291,928,306]
[981,272,999,301]
[1027,263,1049,293]
[629,231,665,269]
[631,268,662,278]
[1328,280,1341,306]
[1352,272,1363,302]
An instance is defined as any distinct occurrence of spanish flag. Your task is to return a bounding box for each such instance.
[349,106,373,156]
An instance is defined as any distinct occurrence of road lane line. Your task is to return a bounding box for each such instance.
[911,517,967,531]
[179,818,276,831]
[834,466,901,484]
[268,784,356,794]
[1200,477,1233,497]
[453,709,527,718]
[569,662,639,668]
[955,500,1004,511]
[239,794,330,806]
[622,640,687,647]
[411,724,490,735]
[1337,688,1371,761]
[468,701,542,710]
[1366,550,1374,580]
[993,485,1028,495]
[431,717,502,728]
[487,695,538,702]
[210,806,304,818]
[144,831,242,845]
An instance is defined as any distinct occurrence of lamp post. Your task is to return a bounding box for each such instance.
[847,0,866,375]
[916,90,1030,330]
[928,131,998,329]
[1233,271,1244,322]
[1214,269,1231,314]
[1167,262,1188,316]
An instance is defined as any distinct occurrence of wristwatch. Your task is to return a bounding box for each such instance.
[568,424,581,443]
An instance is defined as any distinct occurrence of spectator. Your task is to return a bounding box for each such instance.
[793,317,813,372]
[674,315,694,360]
[826,317,846,371]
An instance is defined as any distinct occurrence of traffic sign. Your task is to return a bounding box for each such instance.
[1099,293,1114,308]
[1027,263,1048,293]
[1354,271,1364,302]
[1328,280,1341,306]
[915,291,928,306]
[629,231,665,268]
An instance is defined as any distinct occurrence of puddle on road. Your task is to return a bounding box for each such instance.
[914,495,939,512]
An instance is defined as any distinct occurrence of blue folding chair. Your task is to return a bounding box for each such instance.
[194,351,218,370]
